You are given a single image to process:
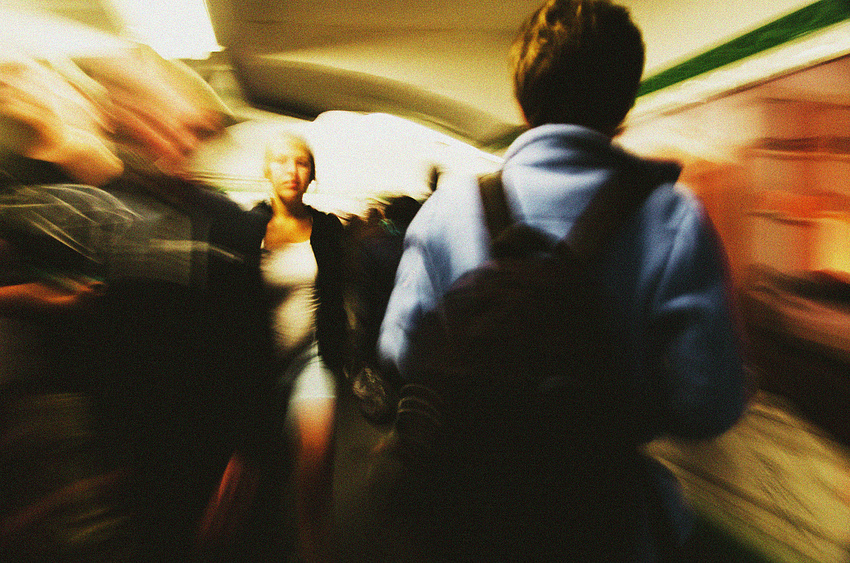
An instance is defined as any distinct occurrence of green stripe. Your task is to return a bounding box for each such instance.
[637,0,850,97]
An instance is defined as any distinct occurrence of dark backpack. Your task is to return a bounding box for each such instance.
[388,163,664,561]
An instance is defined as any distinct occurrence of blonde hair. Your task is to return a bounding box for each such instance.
[264,131,316,183]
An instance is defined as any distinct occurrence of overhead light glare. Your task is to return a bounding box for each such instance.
[105,0,222,60]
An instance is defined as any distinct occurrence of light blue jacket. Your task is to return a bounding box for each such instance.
[378,123,746,553]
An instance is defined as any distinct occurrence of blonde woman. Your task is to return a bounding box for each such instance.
[254,132,346,562]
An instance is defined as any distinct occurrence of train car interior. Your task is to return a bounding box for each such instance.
[1,0,849,561]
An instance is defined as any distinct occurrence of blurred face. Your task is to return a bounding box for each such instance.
[265,138,313,205]
[0,54,123,185]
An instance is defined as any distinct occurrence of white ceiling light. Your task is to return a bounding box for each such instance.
[105,0,221,60]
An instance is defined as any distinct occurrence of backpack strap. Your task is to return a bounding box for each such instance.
[478,171,511,242]
[478,159,660,262]
[561,158,656,263]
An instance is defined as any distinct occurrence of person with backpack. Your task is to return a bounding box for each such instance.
[376,0,746,560]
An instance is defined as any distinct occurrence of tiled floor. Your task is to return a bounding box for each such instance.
[648,392,850,563]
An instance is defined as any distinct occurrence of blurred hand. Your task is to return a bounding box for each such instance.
[0,279,105,316]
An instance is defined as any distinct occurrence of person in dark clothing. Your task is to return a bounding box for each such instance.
[102,131,349,562]
[0,52,232,561]
[0,51,294,561]
[347,196,424,422]
[361,196,422,365]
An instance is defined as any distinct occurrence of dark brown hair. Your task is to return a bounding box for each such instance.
[510,0,645,135]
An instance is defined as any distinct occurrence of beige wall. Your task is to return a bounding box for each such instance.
[625,0,815,75]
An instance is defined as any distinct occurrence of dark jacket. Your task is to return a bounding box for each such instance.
[250,201,348,374]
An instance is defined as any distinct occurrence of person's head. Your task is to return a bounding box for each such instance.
[384,196,422,230]
[264,132,315,206]
[510,0,645,136]
[0,52,124,185]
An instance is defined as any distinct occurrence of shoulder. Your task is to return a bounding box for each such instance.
[621,178,728,306]
[307,205,341,225]
[402,172,494,290]
[307,206,345,255]
[613,151,702,239]
[251,199,272,216]
[640,179,709,242]
[406,173,483,241]
[191,188,265,239]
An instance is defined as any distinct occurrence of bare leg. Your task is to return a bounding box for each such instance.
[285,343,338,563]
[292,396,336,563]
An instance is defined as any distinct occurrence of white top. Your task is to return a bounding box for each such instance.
[261,239,319,357]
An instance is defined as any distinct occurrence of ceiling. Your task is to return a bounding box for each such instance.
[179,0,838,148]
[204,0,544,146]
[4,0,546,144]
[4,0,842,148]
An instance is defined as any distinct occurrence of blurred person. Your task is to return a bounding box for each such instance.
[377,0,746,560]
[359,196,424,372]
[0,54,127,563]
[0,47,270,561]
[253,131,347,563]
[0,47,227,387]
[347,195,424,423]
[0,51,126,396]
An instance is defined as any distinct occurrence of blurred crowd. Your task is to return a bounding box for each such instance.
[0,1,754,562]
[0,41,265,562]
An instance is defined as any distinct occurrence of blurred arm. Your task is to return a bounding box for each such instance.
[650,209,746,439]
